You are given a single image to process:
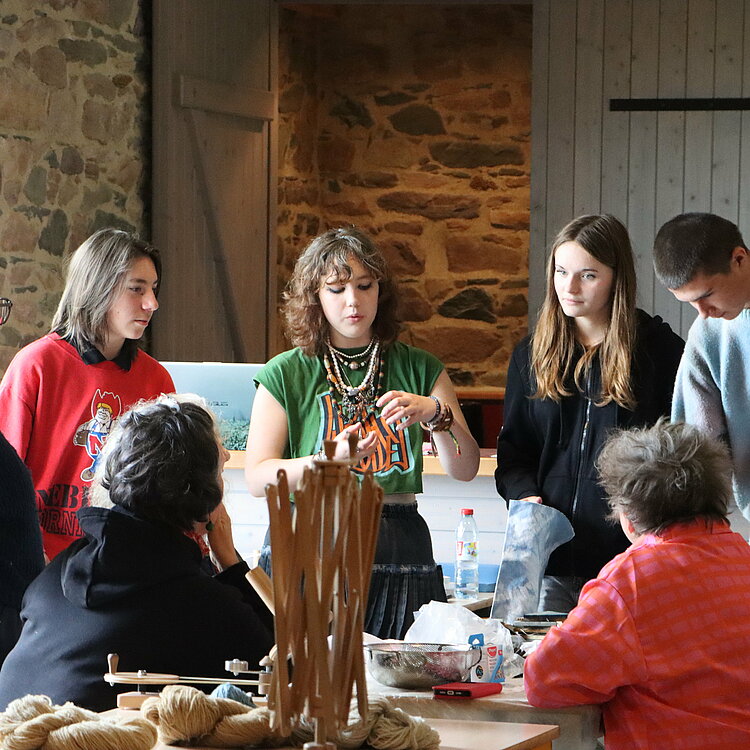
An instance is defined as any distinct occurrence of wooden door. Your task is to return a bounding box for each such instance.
[151,0,277,362]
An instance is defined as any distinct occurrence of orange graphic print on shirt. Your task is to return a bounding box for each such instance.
[319,393,413,476]
[72,389,123,482]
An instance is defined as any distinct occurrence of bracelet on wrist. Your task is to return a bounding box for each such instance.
[425,395,441,425]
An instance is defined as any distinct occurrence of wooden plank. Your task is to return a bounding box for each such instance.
[627,0,660,312]
[528,0,551,328]
[544,0,577,252]
[653,0,687,333]
[711,0,743,223]
[741,0,750,238]
[180,74,275,121]
[681,0,715,338]
[573,0,605,215]
[152,0,274,363]
[185,109,247,361]
[600,0,632,221]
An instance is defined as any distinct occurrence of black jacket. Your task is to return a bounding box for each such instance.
[0,506,274,711]
[496,310,684,579]
[0,431,44,666]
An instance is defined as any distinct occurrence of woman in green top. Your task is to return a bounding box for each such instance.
[245,226,479,638]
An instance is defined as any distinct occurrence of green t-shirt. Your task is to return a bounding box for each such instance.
[255,341,443,495]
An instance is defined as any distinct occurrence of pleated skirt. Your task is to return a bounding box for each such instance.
[259,502,446,640]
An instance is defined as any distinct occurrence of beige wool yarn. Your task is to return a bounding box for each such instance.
[142,686,440,750]
[0,694,156,750]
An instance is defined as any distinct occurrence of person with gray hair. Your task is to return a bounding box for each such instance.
[653,212,750,520]
[524,420,750,749]
[0,228,174,560]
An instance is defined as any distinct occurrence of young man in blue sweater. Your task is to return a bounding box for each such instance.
[653,213,750,520]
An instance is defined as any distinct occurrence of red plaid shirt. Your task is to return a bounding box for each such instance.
[525,520,750,749]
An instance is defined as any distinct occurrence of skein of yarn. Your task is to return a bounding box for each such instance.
[142,685,440,750]
[0,694,157,750]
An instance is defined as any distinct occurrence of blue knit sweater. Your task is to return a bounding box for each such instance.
[672,309,750,519]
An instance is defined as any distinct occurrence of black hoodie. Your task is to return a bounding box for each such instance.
[496,310,685,580]
[0,506,274,711]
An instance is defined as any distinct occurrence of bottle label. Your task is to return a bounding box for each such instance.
[456,540,478,560]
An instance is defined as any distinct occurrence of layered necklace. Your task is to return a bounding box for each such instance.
[323,337,384,424]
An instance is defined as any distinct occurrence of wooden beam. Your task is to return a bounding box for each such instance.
[180,74,275,122]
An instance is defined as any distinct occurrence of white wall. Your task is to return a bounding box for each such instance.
[531,0,750,340]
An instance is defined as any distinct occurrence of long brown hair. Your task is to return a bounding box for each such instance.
[283,226,401,356]
[531,214,637,409]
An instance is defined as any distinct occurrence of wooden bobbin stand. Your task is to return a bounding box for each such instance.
[265,435,384,750]
[102,434,383,750]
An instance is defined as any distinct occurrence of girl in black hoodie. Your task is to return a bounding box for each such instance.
[496,214,684,612]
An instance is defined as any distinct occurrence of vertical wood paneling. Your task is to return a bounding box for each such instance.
[712,0,744,223]
[741,3,750,235]
[545,1,578,246]
[573,0,605,215]
[531,0,750,335]
[152,1,275,363]
[600,0,632,221]
[627,0,660,311]
[654,0,687,333]
[529,0,550,327]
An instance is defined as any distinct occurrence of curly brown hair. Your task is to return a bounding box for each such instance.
[283,226,402,355]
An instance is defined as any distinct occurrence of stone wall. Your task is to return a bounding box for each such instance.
[277,4,532,388]
[0,0,148,374]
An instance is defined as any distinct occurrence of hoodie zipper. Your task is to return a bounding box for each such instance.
[570,368,593,520]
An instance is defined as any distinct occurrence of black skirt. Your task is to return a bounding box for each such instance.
[259,502,446,640]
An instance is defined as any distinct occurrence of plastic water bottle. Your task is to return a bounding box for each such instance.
[455,508,479,599]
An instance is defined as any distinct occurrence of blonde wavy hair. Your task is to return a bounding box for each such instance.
[531,214,637,409]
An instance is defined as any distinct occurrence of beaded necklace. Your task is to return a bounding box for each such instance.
[328,336,377,370]
[323,338,384,424]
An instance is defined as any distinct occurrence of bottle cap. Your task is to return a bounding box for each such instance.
[461,508,473,515]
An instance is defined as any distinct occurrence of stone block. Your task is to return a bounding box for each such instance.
[497,292,528,318]
[343,171,398,189]
[377,191,480,220]
[17,15,66,44]
[399,284,432,322]
[380,237,425,277]
[23,165,47,205]
[429,140,524,168]
[374,91,417,106]
[409,324,501,363]
[469,174,497,191]
[438,287,495,323]
[39,209,69,256]
[329,94,373,129]
[82,99,129,144]
[0,69,47,131]
[60,146,84,175]
[31,45,67,88]
[84,72,117,100]
[384,221,423,236]
[445,235,524,274]
[279,82,305,114]
[2,211,37,254]
[488,209,529,231]
[317,135,355,173]
[388,104,445,136]
[58,38,108,67]
[79,0,135,30]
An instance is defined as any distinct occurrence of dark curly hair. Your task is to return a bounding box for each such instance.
[283,226,402,356]
[99,398,222,531]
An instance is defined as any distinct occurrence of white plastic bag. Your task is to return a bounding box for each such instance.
[403,600,522,679]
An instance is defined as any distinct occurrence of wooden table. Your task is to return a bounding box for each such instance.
[105,709,557,750]
[366,676,601,750]
[140,717,558,750]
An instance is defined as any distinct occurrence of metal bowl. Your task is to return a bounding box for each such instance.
[364,642,481,689]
